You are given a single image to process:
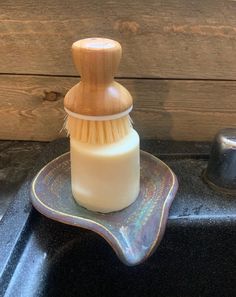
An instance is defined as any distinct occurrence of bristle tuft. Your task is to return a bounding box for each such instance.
[64,115,132,144]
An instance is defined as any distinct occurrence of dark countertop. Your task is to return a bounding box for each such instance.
[0,141,47,219]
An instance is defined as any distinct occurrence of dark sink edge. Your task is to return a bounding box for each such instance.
[0,179,35,295]
[168,214,236,227]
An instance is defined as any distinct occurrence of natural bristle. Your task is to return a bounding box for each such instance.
[65,116,132,144]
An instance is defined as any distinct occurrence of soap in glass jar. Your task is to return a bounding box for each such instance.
[70,129,140,213]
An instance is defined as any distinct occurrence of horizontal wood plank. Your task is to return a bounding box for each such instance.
[1,0,236,79]
[0,75,236,141]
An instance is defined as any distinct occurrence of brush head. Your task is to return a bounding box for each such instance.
[65,116,132,145]
[64,38,133,117]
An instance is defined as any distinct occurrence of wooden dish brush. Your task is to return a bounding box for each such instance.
[64,37,133,144]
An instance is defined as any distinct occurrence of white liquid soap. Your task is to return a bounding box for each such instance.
[70,129,140,213]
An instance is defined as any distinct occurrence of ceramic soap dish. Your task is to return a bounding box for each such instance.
[31,150,178,266]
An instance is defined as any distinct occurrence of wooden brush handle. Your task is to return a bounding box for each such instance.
[64,38,133,116]
[72,38,121,84]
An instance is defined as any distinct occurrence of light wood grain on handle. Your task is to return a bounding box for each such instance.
[64,38,133,116]
[72,38,121,84]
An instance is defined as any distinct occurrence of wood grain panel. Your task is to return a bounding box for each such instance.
[0,75,235,141]
[1,0,236,78]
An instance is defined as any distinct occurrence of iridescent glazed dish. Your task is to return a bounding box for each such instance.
[31,151,178,266]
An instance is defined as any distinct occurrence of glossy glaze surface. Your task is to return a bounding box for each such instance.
[31,150,178,265]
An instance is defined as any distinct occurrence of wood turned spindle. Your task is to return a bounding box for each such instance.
[64,38,133,117]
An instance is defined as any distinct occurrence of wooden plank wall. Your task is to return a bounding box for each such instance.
[0,0,236,141]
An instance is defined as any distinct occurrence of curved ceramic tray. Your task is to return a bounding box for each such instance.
[31,151,178,266]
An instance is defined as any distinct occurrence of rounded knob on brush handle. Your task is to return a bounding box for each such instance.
[65,38,132,116]
[72,38,122,84]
